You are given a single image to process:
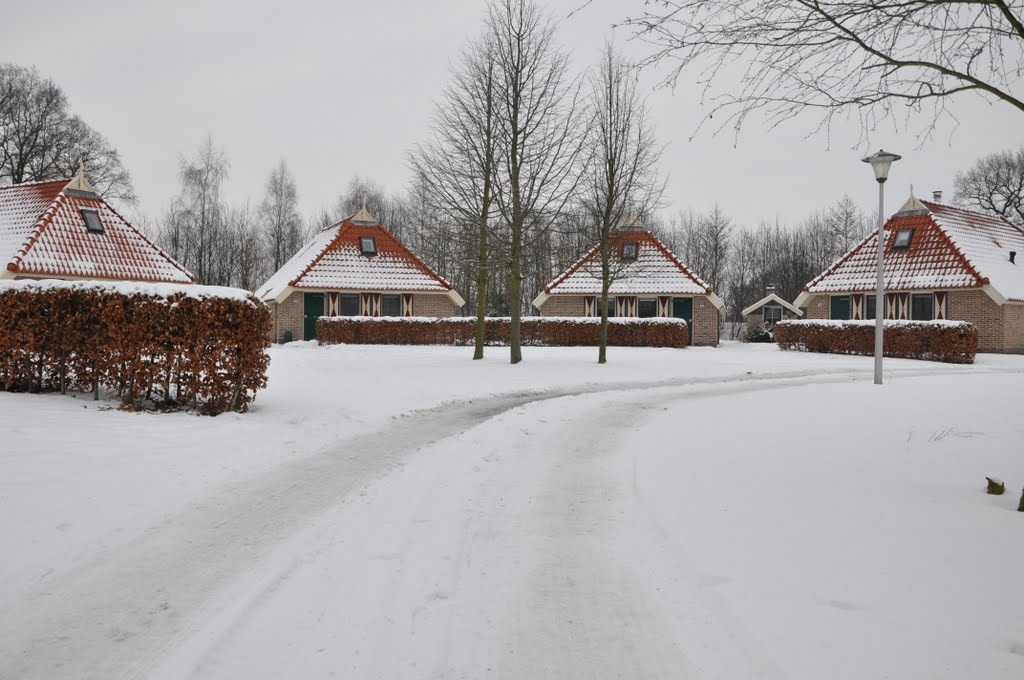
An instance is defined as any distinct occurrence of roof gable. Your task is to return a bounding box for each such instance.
[741,293,803,318]
[543,230,714,297]
[257,213,462,304]
[0,179,193,284]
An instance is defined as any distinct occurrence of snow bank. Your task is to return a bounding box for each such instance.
[0,277,256,303]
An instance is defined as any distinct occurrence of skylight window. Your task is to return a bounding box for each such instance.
[81,209,104,235]
[892,228,914,250]
[621,241,638,260]
[359,236,377,256]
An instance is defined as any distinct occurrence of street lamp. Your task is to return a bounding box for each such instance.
[862,149,901,385]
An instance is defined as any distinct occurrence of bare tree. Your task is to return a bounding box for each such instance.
[954,146,1024,226]
[231,202,263,291]
[620,1,1024,140]
[581,41,665,363]
[160,137,230,285]
[488,0,586,364]
[0,63,135,202]
[410,34,501,359]
[259,160,304,273]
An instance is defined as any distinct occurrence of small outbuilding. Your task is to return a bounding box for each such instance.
[0,171,193,284]
[794,191,1024,353]
[741,285,803,334]
[531,223,724,346]
[257,207,465,342]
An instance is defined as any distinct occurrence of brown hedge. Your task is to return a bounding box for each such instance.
[773,320,978,364]
[0,281,272,414]
[316,316,688,348]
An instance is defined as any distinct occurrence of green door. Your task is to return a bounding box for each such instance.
[673,297,694,345]
[830,295,851,320]
[304,292,324,340]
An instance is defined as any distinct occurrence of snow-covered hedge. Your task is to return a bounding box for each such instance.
[774,319,978,364]
[0,279,271,414]
[316,316,688,348]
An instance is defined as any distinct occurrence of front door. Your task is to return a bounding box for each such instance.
[673,297,694,346]
[830,295,851,320]
[304,292,324,340]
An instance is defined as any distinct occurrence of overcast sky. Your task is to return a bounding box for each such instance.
[2,0,1021,231]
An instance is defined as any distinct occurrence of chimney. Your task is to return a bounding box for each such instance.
[932,190,943,202]
[1011,251,1017,264]
[766,284,776,296]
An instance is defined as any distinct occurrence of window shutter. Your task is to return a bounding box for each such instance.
[360,293,371,316]
[899,293,910,320]
[886,293,897,319]
[658,296,671,317]
[934,292,946,320]
[852,294,862,320]
[402,294,414,316]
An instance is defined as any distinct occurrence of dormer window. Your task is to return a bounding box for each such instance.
[892,228,914,250]
[81,209,104,235]
[359,236,377,256]
[621,241,638,261]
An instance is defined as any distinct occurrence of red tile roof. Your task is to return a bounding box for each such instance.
[0,179,193,284]
[804,201,1024,303]
[257,213,462,304]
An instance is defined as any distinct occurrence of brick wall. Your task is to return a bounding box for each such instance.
[947,289,1004,353]
[538,295,585,316]
[1004,304,1024,353]
[805,295,829,320]
[273,292,304,342]
[692,296,719,346]
[412,293,461,317]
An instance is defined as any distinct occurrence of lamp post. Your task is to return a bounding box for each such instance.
[862,149,901,385]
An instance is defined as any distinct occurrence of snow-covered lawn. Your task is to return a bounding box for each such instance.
[1,342,1022,679]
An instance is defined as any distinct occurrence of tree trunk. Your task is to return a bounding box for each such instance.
[510,229,523,364]
[473,217,489,360]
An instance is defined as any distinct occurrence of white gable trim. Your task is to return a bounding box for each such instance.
[741,293,803,318]
[707,292,725,311]
[532,291,550,309]
[793,291,813,309]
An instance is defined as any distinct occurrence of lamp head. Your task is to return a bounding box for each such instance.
[862,149,902,183]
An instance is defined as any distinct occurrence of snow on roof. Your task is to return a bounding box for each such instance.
[542,230,713,298]
[741,293,803,318]
[0,178,193,284]
[257,213,463,305]
[803,200,1024,302]
[925,201,1024,303]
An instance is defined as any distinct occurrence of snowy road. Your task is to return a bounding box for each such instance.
[2,349,1023,679]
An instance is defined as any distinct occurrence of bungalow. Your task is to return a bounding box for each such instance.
[257,207,465,342]
[794,191,1024,353]
[0,171,193,284]
[531,225,725,346]
[741,285,803,333]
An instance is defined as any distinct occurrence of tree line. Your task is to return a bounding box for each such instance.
[3,0,1023,363]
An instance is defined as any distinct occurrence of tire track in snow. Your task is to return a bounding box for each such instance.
[0,364,1006,679]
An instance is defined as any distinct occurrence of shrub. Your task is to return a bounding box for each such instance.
[317,316,688,348]
[773,319,977,364]
[745,321,774,343]
[0,279,271,414]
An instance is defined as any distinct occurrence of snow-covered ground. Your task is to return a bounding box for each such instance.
[1,342,1022,679]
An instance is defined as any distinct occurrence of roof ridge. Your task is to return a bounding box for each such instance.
[802,229,877,292]
[7,192,68,273]
[642,230,713,293]
[922,199,1015,223]
[91,195,195,283]
[288,221,346,286]
[0,177,71,191]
